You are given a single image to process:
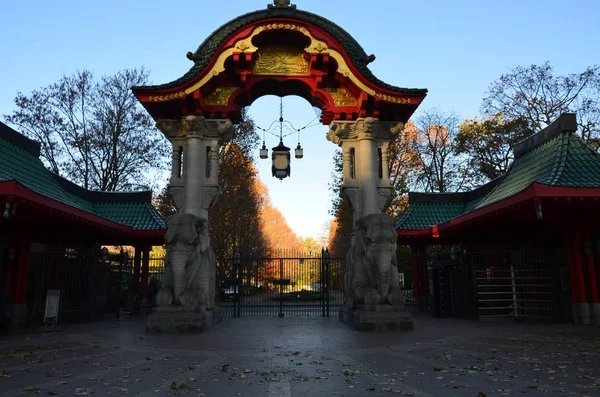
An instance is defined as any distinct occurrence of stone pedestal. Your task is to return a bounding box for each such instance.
[146,306,222,334]
[339,305,413,332]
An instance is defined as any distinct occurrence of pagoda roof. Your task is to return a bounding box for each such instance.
[133,7,427,96]
[0,122,166,234]
[396,114,600,235]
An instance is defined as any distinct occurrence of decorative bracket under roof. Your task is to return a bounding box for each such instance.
[268,0,296,9]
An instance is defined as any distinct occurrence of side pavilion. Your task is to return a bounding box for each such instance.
[0,122,166,324]
[396,114,600,325]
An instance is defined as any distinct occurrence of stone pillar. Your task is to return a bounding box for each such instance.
[184,136,206,217]
[381,142,390,182]
[327,117,403,222]
[156,116,235,220]
[342,147,352,182]
[329,119,412,331]
[208,142,220,185]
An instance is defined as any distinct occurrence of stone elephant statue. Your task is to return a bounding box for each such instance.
[156,213,216,309]
[344,213,404,310]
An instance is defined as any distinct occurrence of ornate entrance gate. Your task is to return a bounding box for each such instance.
[132,1,426,223]
[132,1,426,319]
[216,249,344,317]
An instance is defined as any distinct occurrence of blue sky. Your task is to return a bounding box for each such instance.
[1,0,599,239]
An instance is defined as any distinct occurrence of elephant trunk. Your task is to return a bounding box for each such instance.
[168,249,191,304]
[371,242,394,298]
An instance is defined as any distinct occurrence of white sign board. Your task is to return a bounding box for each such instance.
[44,289,60,325]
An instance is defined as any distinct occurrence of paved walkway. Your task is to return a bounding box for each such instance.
[0,316,599,396]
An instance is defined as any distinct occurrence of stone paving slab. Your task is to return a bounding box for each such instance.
[0,317,598,396]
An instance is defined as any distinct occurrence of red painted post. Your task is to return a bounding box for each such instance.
[13,235,29,304]
[4,252,15,299]
[565,234,579,304]
[586,253,599,302]
[411,245,420,298]
[141,247,150,300]
[572,232,588,303]
[133,247,141,296]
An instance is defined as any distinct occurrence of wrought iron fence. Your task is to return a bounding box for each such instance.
[216,249,344,317]
[38,249,132,324]
[397,247,563,324]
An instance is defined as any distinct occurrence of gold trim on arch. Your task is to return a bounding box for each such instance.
[149,22,412,104]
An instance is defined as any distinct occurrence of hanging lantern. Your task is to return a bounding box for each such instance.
[295,143,303,159]
[259,141,268,159]
[271,140,291,180]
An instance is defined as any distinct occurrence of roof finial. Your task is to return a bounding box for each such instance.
[268,0,296,9]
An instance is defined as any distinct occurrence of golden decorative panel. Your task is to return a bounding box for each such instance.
[148,91,186,102]
[324,87,358,107]
[253,44,310,76]
[204,87,238,106]
[374,93,411,104]
[179,23,412,106]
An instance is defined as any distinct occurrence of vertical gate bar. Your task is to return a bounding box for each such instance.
[325,249,330,317]
[321,249,325,317]
[235,253,240,318]
[118,254,123,320]
[279,257,284,317]
[89,254,94,323]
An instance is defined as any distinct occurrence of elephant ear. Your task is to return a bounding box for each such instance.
[164,214,181,245]
[356,215,375,243]
[195,217,210,252]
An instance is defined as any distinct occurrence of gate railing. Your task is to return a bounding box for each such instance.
[39,249,133,324]
[469,248,560,323]
[216,249,344,318]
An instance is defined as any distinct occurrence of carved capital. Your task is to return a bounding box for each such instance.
[201,185,222,212]
[341,185,360,214]
[377,187,393,213]
[328,118,405,144]
[175,116,236,143]
[167,185,184,212]
[327,122,353,145]
[354,117,380,140]
[156,119,181,139]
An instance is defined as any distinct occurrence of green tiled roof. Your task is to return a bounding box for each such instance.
[133,7,427,96]
[397,114,600,231]
[95,202,166,231]
[0,135,86,211]
[474,123,600,209]
[0,122,166,231]
[396,202,464,230]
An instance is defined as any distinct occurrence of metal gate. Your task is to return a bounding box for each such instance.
[216,249,344,317]
[38,249,131,324]
[470,249,560,323]
[428,252,475,318]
